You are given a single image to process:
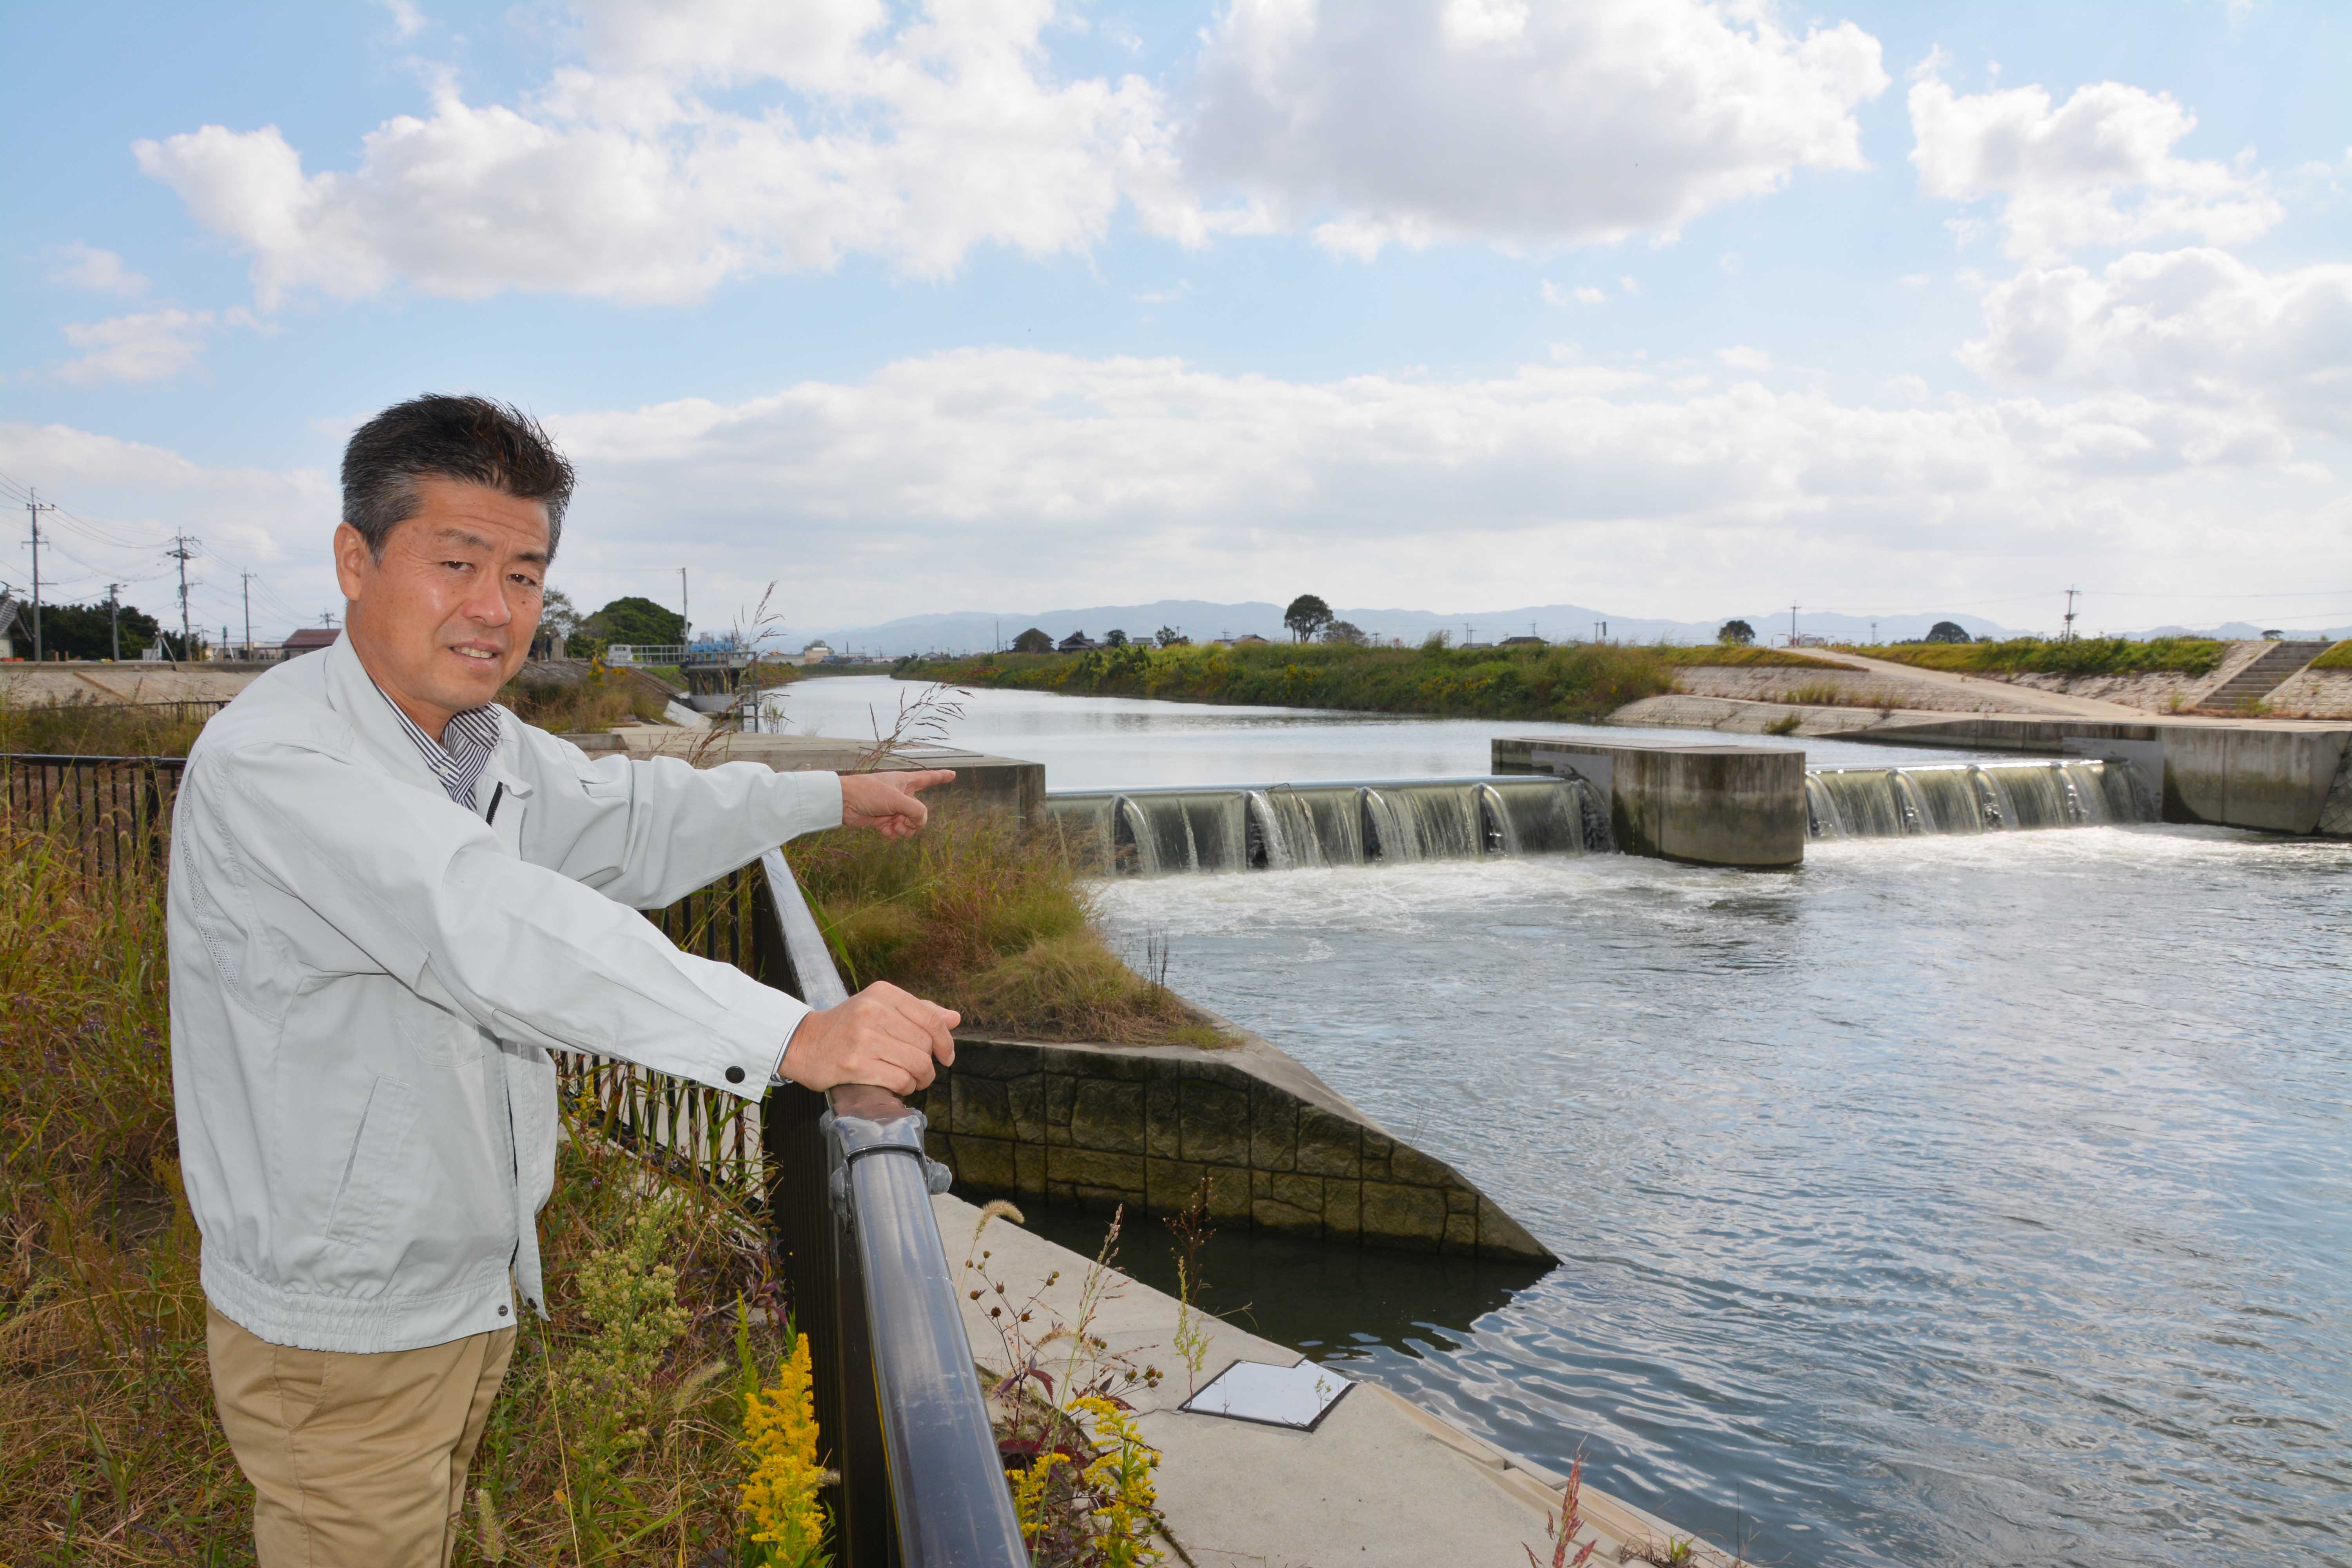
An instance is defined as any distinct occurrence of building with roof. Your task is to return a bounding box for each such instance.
[0,591,23,661]
[281,627,342,659]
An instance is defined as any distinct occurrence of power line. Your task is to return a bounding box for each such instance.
[167,535,200,659]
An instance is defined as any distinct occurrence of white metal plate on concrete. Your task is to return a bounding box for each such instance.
[1180,1359,1353,1431]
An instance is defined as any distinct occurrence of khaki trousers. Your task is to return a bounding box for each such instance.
[207,1305,516,1568]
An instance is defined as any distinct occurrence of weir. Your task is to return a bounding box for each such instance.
[1044,776,1604,875]
[1806,760,2145,839]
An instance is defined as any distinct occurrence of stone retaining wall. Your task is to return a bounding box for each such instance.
[911,1032,1555,1265]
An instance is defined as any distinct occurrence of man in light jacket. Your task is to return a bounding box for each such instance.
[169,394,960,1566]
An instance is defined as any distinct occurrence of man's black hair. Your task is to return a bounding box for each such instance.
[341,394,574,560]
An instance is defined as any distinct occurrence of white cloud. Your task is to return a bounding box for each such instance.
[49,243,149,296]
[56,309,220,385]
[1189,0,1889,259]
[384,0,426,40]
[136,0,1192,306]
[1716,345,1770,371]
[518,346,2322,622]
[1541,281,1606,306]
[137,0,1892,305]
[1962,247,2352,436]
[14,347,2330,626]
[1909,71,2282,259]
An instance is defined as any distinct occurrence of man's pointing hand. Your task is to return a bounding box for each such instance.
[840,769,955,839]
[782,982,959,1094]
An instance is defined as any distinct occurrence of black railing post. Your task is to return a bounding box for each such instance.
[756,849,1025,1568]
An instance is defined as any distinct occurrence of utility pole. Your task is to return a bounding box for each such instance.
[167,535,200,661]
[24,488,56,661]
[107,583,124,661]
[2062,587,2080,642]
[241,572,256,660]
[1870,619,1878,644]
[679,567,690,646]
[1789,604,1800,648]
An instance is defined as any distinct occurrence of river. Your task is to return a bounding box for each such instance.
[769,676,2352,1568]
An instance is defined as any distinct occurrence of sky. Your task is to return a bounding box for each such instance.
[4,0,2349,648]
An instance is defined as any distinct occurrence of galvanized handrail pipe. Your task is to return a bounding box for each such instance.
[759,849,1026,1568]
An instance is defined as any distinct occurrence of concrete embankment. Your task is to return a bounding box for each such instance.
[916,1018,1556,1265]
[567,728,1047,820]
[939,1191,1734,1567]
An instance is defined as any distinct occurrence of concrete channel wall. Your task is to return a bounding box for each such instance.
[1858,716,2352,836]
[911,1027,1557,1265]
[1493,736,1807,867]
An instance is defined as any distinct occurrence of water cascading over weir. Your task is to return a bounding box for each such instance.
[1804,760,2145,839]
[1044,777,1606,875]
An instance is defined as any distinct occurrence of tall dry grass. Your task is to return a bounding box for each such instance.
[789,810,1227,1048]
[0,812,795,1564]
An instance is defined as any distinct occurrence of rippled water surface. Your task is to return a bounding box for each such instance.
[791,680,2352,1567]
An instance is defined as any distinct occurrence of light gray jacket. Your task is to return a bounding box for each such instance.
[168,635,840,1353]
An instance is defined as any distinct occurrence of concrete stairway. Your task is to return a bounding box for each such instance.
[2201,641,2328,712]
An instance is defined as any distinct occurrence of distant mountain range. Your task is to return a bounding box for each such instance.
[799,600,2025,655]
[794,600,2352,657]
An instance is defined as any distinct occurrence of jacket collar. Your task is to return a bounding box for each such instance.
[318,632,475,804]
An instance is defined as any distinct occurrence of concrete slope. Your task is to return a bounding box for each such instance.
[1820,652,2159,720]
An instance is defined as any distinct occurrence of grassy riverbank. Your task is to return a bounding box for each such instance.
[1844,637,2226,677]
[900,640,1840,723]
[789,811,1227,1048]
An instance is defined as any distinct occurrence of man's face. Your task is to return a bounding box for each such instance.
[335,475,549,734]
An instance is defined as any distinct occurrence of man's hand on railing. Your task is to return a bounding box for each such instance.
[840,769,956,840]
[782,982,961,1094]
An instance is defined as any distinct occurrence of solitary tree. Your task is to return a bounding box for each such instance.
[1283,594,1334,642]
[590,595,686,650]
[1717,619,1755,647]
[1103,628,1128,647]
[1321,620,1368,646]
[1925,620,1970,644]
[1011,626,1054,653]
[1154,625,1189,647]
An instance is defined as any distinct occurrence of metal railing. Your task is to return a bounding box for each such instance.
[758,848,1027,1568]
[0,753,184,883]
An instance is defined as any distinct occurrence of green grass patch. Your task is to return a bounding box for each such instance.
[1845,637,2225,677]
[902,639,1680,723]
[2303,641,2352,671]
[1651,645,1859,670]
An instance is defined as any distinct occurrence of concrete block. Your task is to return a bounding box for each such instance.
[1249,1087,1299,1172]
[1180,1080,1252,1166]
[953,1074,1013,1141]
[1252,1196,1322,1235]
[1013,1143,1047,1195]
[1145,1158,1210,1212]
[1145,1078,1183,1159]
[1387,1144,1457,1188]
[1443,1214,1479,1252]
[1052,1147,1146,1198]
[1295,1107,1363,1177]
[1495,736,1805,867]
[1007,1073,1048,1143]
[2163,727,2350,833]
[1069,1079,1146,1153]
[949,1135,1020,1192]
[1323,1180,1361,1242]
[1044,1074,1076,1128]
[1360,1183,1448,1250]
[1267,1171,1323,1217]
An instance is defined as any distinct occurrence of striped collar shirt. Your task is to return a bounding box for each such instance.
[380,689,503,810]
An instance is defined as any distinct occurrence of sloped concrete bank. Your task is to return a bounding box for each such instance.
[939,1192,1734,1568]
[912,1019,1557,1265]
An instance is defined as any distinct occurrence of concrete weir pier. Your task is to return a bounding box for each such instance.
[1494,736,1807,867]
